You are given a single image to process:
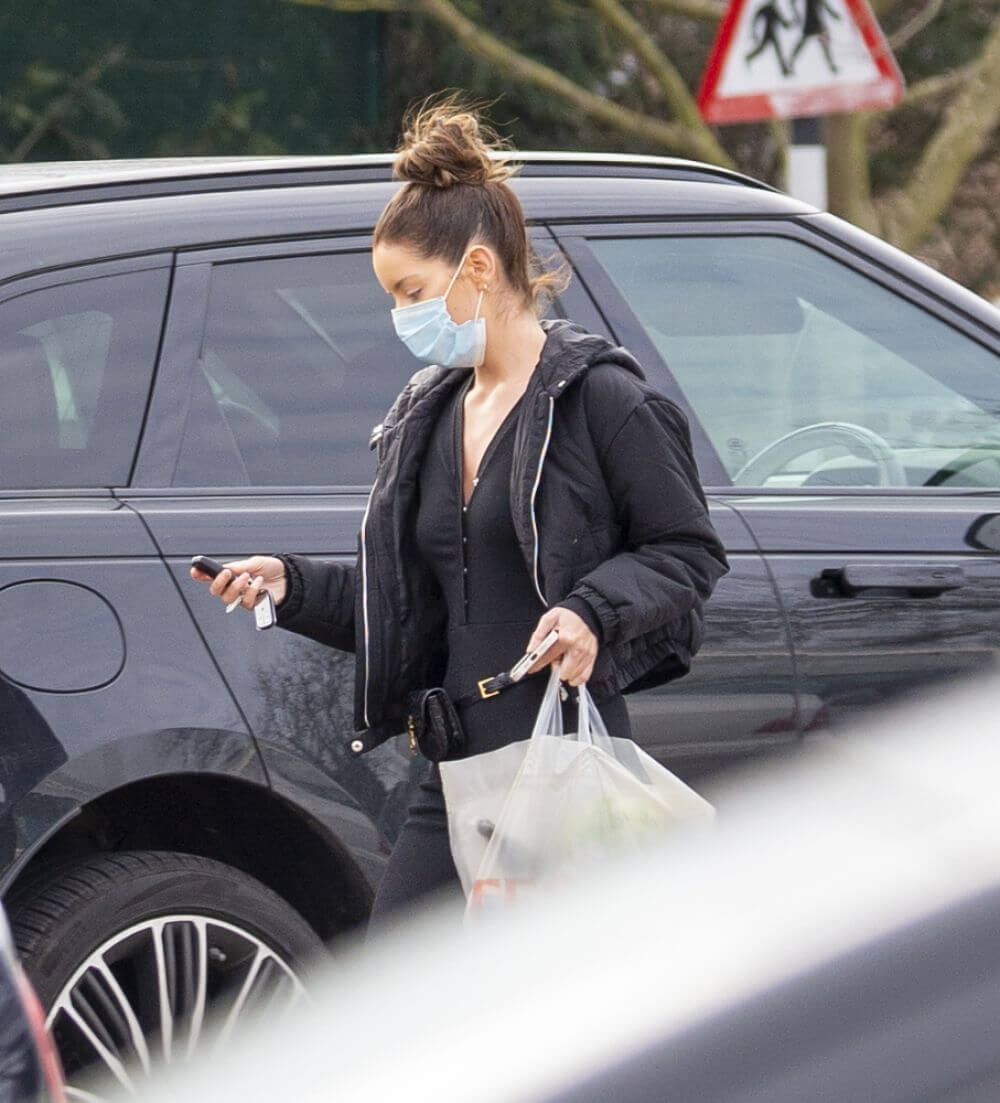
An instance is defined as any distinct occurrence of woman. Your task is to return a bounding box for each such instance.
[191,97,730,932]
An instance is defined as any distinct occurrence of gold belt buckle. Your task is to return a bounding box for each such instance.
[406,714,418,754]
[477,677,500,700]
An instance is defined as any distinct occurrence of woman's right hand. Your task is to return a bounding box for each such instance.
[189,555,287,611]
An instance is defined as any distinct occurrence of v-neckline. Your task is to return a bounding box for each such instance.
[454,374,523,509]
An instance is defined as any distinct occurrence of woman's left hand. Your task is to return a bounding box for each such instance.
[524,606,598,686]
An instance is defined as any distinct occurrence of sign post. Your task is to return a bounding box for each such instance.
[697,0,904,206]
[789,116,827,208]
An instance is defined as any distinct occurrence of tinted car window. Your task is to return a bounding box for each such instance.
[588,235,1000,489]
[0,268,168,490]
[172,251,425,488]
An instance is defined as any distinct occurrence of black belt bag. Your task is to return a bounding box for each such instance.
[408,630,566,762]
[406,670,522,763]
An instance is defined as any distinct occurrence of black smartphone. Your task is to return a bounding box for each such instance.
[190,555,276,630]
[190,555,225,578]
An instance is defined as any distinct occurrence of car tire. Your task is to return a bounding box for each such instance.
[7,850,323,1093]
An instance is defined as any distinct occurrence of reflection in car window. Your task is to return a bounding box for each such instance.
[588,235,1000,489]
[173,249,566,488]
[172,251,427,488]
[0,269,168,490]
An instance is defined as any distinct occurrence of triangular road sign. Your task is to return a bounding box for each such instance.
[698,0,904,123]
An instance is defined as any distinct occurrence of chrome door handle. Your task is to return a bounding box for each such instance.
[813,563,966,598]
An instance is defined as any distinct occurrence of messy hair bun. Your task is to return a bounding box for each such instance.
[393,95,514,189]
[374,92,569,312]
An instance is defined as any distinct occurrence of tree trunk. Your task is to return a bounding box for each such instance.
[824,113,878,233]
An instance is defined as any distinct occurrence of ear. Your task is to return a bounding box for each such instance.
[465,243,498,291]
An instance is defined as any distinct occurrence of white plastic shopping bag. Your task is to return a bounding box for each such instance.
[440,664,714,915]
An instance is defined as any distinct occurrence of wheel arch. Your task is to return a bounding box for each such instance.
[4,773,372,942]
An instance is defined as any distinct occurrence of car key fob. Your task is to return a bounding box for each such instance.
[253,588,276,630]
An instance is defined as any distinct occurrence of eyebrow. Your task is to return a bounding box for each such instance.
[391,274,420,292]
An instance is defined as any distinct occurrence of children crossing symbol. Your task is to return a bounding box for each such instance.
[746,3,794,77]
[790,0,842,75]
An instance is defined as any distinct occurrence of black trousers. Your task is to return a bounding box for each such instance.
[364,759,464,941]
[364,687,631,940]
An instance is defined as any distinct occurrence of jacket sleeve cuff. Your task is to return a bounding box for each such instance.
[269,553,305,622]
[555,595,605,646]
[562,582,620,646]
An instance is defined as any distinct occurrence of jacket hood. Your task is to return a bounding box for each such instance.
[535,318,645,394]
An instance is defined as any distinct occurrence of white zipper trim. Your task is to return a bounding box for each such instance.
[529,395,555,607]
[359,475,379,729]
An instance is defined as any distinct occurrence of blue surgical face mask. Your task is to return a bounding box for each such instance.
[390,249,486,368]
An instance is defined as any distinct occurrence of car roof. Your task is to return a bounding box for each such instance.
[0,152,780,207]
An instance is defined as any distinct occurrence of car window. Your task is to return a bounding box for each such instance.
[171,251,426,487]
[172,249,563,488]
[587,235,1000,489]
[0,269,168,490]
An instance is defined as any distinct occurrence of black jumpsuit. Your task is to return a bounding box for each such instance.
[366,372,632,932]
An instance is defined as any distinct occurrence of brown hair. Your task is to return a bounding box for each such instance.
[373,93,570,313]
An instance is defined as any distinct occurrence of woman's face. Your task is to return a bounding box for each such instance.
[372,239,493,324]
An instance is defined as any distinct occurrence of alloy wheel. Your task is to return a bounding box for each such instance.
[45,914,307,1101]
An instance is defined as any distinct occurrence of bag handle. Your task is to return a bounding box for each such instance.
[529,662,564,741]
[576,681,614,749]
[529,664,615,749]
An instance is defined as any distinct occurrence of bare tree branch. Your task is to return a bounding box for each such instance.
[10,46,125,162]
[589,0,732,164]
[897,64,974,108]
[285,0,729,162]
[869,0,908,18]
[888,0,942,50]
[51,121,111,159]
[879,15,1000,250]
[638,0,725,21]
[418,0,718,160]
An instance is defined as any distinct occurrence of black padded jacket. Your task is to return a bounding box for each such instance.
[271,318,730,756]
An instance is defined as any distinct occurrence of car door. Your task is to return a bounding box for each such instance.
[549,228,798,776]
[0,258,262,882]
[558,221,1000,737]
[126,228,596,855]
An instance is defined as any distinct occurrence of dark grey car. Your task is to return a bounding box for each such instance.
[0,153,998,1095]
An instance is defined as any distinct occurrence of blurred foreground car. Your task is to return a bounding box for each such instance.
[0,905,64,1103]
[0,154,997,1091]
[137,673,1000,1103]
